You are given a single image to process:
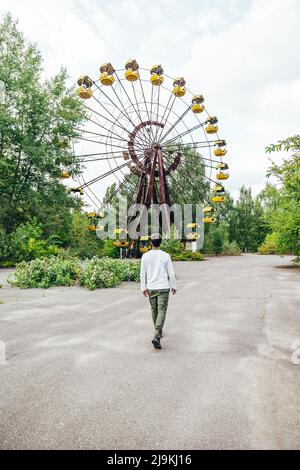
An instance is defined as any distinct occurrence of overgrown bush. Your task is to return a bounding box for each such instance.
[258,233,279,255]
[0,220,59,266]
[9,256,82,289]
[79,257,140,290]
[171,251,204,261]
[221,241,241,256]
[100,239,121,259]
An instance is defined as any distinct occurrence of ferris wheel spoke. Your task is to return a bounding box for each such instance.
[74,151,127,159]
[130,82,153,147]
[75,136,130,151]
[101,153,151,209]
[114,72,152,147]
[170,159,219,189]
[110,81,150,149]
[137,75,157,142]
[85,115,128,143]
[162,148,216,170]
[91,94,134,137]
[93,82,135,130]
[76,155,128,163]
[154,85,162,142]
[75,175,102,210]
[162,139,219,150]
[78,161,131,189]
[163,153,211,187]
[166,167,211,206]
[159,105,193,144]
[161,121,207,147]
[78,174,103,208]
[84,106,131,143]
[156,92,176,142]
[75,127,129,144]
[94,81,151,151]
[167,153,217,171]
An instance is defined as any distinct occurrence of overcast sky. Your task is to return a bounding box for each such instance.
[1,0,299,203]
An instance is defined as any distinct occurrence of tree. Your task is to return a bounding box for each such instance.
[231,186,269,253]
[212,228,223,255]
[264,136,300,260]
[0,13,85,238]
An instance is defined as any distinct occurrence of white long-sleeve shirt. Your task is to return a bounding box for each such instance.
[140,249,177,291]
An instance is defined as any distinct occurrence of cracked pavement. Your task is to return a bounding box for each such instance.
[0,255,299,449]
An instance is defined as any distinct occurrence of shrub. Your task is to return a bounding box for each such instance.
[100,239,120,259]
[258,232,279,255]
[171,251,204,261]
[79,257,141,290]
[221,241,241,256]
[9,256,82,289]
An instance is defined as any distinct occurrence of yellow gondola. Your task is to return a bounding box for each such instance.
[212,195,225,203]
[203,206,215,213]
[205,124,218,134]
[186,222,199,228]
[212,184,225,193]
[59,171,70,179]
[125,59,139,81]
[87,225,97,231]
[99,63,115,86]
[202,216,216,223]
[70,187,84,195]
[186,233,200,240]
[87,211,96,218]
[76,75,93,99]
[113,241,129,247]
[150,65,164,86]
[140,235,150,241]
[77,86,93,99]
[173,77,186,97]
[214,147,227,156]
[140,247,149,254]
[216,172,229,180]
[191,95,205,113]
[215,139,226,147]
[216,163,229,170]
[114,228,128,235]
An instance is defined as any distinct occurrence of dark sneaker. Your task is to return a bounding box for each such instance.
[152,336,161,349]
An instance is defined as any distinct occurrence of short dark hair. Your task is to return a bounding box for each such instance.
[151,233,162,248]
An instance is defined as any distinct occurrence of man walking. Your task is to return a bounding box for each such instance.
[140,233,177,349]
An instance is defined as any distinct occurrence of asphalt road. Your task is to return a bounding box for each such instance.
[0,255,299,450]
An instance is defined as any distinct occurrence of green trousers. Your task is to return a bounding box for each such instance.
[148,289,170,336]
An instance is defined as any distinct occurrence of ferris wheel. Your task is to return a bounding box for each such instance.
[65,60,229,245]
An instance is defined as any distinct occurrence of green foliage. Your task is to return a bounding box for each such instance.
[0,13,85,239]
[258,233,279,255]
[100,239,120,259]
[171,251,204,261]
[221,240,241,256]
[9,255,141,290]
[264,136,300,259]
[9,219,59,261]
[9,255,81,288]
[161,226,181,254]
[0,219,60,265]
[68,210,104,258]
[212,228,223,255]
[80,257,140,290]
